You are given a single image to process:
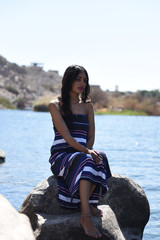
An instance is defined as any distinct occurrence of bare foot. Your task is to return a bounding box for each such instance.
[80,214,102,238]
[89,204,103,217]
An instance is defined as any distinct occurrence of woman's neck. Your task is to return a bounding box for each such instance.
[70,93,80,104]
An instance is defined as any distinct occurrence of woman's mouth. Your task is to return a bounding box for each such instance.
[78,87,84,91]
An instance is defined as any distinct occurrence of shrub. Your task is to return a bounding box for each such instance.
[136,89,160,100]
[34,104,49,112]
[5,86,19,95]
[124,97,139,110]
[140,99,155,115]
[0,97,15,109]
[90,87,108,109]
[33,96,54,112]
[15,98,26,109]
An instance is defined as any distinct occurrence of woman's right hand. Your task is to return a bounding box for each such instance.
[88,149,103,164]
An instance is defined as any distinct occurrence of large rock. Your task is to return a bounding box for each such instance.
[0,149,5,163]
[0,194,35,240]
[99,174,150,239]
[19,174,150,240]
[34,205,125,240]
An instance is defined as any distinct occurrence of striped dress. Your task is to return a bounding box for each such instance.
[49,114,111,208]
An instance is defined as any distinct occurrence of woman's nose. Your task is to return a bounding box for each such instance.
[81,79,86,86]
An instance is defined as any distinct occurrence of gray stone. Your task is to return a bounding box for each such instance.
[19,174,150,240]
[34,206,125,240]
[0,149,5,163]
[99,174,150,230]
[0,194,35,240]
[19,176,74,231]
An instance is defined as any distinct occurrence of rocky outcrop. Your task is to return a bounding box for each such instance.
[0,149,5,163]
[0,194,35,240]
[19,174,150,240]
[0,55,61,109]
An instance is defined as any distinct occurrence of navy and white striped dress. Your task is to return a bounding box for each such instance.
[49,114,111,208]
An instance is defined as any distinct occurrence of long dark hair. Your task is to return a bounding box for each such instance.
[59,65,90,119]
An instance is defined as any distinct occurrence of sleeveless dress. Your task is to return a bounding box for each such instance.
[49,114,111,209]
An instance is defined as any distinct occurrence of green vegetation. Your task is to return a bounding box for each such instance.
[91,88,160,116]
[33,96,53,112]
[95,110,147,116]
[0,97,15,109]
[5,86,19,95]
[34,104,49,112]
[136,90,160,99]
[14,98,26,109]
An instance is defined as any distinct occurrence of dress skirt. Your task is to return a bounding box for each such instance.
[50,149,111,208]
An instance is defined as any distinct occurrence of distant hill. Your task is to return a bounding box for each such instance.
[0,55,61,109]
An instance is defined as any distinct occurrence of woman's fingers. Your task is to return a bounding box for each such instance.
[89,150,103,164]
[92,151,102,164]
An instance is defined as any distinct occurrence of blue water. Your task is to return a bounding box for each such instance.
[0,110,159,239]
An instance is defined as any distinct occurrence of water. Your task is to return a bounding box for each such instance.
[0,110,159,239]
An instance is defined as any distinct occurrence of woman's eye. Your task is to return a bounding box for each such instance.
[76,78,87,83]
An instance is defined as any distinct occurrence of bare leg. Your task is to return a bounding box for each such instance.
[79,180,102,238]
[89,204,103,217]
[89,184,103,217]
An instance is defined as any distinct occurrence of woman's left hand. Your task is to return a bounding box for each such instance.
[89,150,103,164]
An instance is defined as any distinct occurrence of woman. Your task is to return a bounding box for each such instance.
[49,65,111,238]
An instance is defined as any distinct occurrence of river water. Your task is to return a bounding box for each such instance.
[0,110,159,239]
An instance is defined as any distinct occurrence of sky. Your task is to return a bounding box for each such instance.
[0,0,160,92]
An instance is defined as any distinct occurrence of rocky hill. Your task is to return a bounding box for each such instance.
[0,55,62,109]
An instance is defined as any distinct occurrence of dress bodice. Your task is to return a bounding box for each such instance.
[50,114,89,153]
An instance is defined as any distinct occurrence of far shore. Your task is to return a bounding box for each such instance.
[95,109,148,116]
[0,108,149,116]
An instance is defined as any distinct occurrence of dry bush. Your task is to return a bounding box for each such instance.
[123,96,139,110]
[123,96,158,115]
[140,99,155,115]
[153,102,160,115]
[108,95,125,110]
[90,87,108,109]
[134,98,159,115]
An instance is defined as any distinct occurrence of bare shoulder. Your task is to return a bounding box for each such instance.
[49,98,61,112]
[85,102,94,114]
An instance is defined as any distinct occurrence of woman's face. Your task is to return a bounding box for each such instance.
[70,71,87,95]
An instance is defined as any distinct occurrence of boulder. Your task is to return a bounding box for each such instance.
[0,194,35,240]
[19,174,150,240]
[34,205,125,240]
[0,149,5,163]
[99,174,150,239]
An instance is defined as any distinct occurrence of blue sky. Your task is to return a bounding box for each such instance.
[0,0,160,91]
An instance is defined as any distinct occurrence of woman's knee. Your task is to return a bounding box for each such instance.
[98,151,107,159]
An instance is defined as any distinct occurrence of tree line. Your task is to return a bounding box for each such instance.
[90,87,160,116]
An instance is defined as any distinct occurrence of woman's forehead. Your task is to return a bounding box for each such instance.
[77,71,87,78]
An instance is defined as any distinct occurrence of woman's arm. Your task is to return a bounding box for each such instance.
[49,100,90,154]
[85,102,103,164]
[86,103,95,149]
